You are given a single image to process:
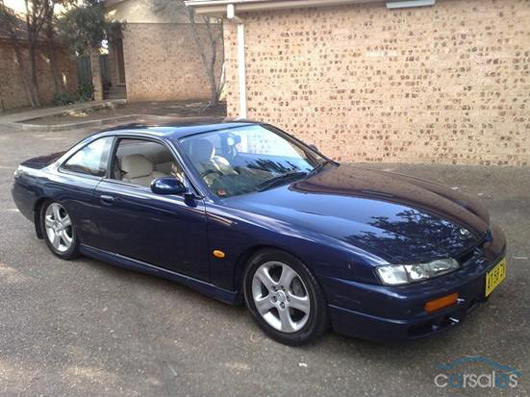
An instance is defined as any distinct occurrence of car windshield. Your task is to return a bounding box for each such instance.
[177,124,327,198]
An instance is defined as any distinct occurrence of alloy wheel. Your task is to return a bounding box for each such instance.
[251,261,311,333]
[44,203,73,253]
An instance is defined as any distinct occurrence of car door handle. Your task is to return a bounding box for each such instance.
[100,194,116,204]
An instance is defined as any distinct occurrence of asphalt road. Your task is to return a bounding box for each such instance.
[0,126,528,396]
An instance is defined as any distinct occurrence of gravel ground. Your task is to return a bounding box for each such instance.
[0,125,528,396]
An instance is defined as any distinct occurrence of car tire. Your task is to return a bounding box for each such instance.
[41,200,79,260]
[243,249,329,346]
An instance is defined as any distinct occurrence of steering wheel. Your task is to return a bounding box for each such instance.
[201,169,224,179]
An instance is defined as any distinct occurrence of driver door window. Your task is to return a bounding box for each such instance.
[111,139,184,187]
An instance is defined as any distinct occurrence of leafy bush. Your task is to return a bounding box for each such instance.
[57,2,124,57]
[78,82,94,102]
[53,92,75,106]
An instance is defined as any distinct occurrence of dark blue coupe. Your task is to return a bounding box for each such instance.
[12,120,507,345]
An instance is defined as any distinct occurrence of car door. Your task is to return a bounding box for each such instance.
[92,137,210,281]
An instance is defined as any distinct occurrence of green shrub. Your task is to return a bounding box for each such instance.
[53,92,75,106]
[78,82,94,102]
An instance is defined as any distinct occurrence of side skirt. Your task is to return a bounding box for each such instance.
[79,245,240,305]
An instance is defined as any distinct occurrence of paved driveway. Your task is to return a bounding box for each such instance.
[0,126,528,396]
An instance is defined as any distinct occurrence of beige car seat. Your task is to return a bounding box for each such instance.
[120,154,166,187]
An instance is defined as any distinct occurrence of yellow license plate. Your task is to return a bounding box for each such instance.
[485,257,507,297]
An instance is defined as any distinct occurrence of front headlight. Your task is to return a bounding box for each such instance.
[376,258,460,286]
[13,166,24,178]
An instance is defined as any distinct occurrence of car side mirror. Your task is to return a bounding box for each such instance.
[309,144,319,152]
[151,177,188,195]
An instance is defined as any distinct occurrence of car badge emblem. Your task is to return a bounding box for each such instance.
[459,228,470,236]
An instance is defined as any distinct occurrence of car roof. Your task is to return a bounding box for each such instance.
[97,118,262,140]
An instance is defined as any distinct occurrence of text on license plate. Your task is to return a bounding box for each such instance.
[485,257,507,297]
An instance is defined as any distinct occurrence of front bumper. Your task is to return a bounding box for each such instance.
[320,225,506,343]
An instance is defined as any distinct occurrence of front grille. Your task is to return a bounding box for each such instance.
[456,230,489,265]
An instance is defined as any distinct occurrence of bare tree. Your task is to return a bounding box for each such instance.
[1,1,36,106]
[186,8,223,107]
[0,0,59,107]
[23,0,55,107]
[150,0,224,107]
[44,0,65,95]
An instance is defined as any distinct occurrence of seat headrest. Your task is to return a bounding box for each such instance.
[120,154,154,179]
[189,139,214,164]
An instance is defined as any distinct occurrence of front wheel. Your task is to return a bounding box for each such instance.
[243,249,329,345]
[41,201,79,259]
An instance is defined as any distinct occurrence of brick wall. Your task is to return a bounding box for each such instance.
[223,0,530,166]
[0,40,78,111]
[122,23,223,102]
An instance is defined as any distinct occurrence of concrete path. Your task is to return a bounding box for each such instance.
[0,114,198,132]
[0,99,227,132]
[0,99,127,123]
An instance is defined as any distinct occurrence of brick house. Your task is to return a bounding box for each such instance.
[101,0,223,102]
[187,0,530,166]
[0,20,78,111]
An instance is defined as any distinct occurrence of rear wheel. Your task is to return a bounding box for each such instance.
[41,201,79,259]
[244,249,328,345]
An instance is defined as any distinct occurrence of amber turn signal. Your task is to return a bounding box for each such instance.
[424,292,458,313]
[213,250,225,259]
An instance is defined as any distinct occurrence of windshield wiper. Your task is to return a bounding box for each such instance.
[307,159,334,177]
[255,171,308,192]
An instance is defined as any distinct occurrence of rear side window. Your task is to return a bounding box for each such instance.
[62,137,113,177]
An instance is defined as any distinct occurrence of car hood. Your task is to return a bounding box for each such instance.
[224,164,490,263]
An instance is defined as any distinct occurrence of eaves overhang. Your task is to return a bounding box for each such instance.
[185,0,388,15]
